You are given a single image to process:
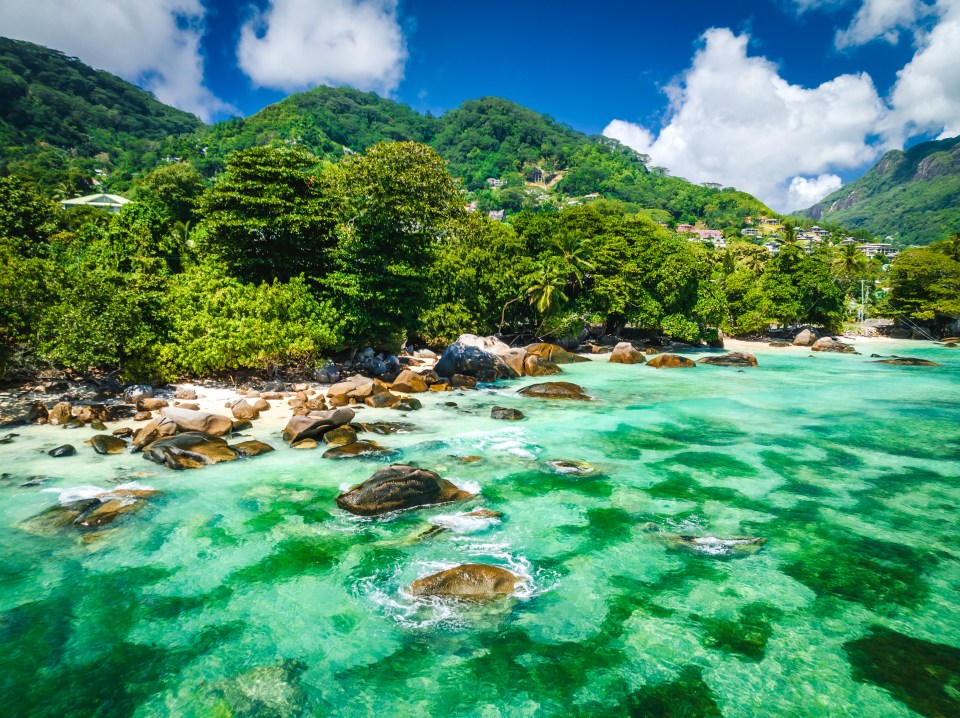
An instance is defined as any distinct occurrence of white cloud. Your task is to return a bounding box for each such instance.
[835,0,929,48]
[603,29,886,211]
[884,0,960,142]
[237,0,407,93]
[787,174,844,207]
[0,0,231,121]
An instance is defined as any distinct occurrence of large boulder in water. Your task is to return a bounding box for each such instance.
[335,464,473,515]
[523,354,562,376]
[524,342,589,364]
[88,434,127,455]
[47,444,76,457]
[409,564,520,600]
[609,342,646,365]
[20,488,157,534]
[142,432,238,470]
[698,352,758,367]
[435,342,517,381]
[517,381,590,400]
[646,353,696,368]
[873,357,939,366]
[793,328,817,346]
[161,407,234,436]
[282,408,355,443]
[132,416,177,449]
[322,440,396,460]
[811,337,857,354]
[499,348,528,377]
[231,440,275,457]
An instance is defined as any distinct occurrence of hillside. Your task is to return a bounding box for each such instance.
[0,37,202,194]
[799,135,960,246]
[0,37,773,228]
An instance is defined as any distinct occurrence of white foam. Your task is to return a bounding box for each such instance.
[447,477,481,495]
[430,512,500,534]
[42,481,155,505]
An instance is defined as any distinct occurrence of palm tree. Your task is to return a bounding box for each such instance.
[524,267,568,317]
[550,232,594,293]
[781,220,798,245]
[832,244,865,279]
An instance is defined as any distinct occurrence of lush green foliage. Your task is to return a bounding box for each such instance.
[799,136,960,246]
[888,236,960,321]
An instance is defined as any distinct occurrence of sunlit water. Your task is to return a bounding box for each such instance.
[1,341,959,717]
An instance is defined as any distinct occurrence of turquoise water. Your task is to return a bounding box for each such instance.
[1,341,959,717]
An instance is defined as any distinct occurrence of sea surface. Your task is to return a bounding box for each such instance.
[1,341,959,717]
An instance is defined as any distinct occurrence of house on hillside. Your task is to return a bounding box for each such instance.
[676,223,695,233]
[741,227,760,238]
[488,209,505,221]
[764,240,781,254]
[61,193,130,213]
[858,243,898,259]
[486,178,506,188]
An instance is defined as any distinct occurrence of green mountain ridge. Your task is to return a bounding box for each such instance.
[798,135,960,246]
[0,36,771,229]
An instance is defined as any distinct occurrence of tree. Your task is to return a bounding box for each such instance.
[196,145,333,283]
[832,244,866,280]
[0,176,61,257]
[325,141,463,347]
[134,163,204,224]
[888,247,960,321]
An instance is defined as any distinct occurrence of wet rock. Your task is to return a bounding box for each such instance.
[458,455,483,463]
[393,397,422,412]
[322,440,396,460]
[428,383,450,392]
[215,660,308,718]
[174,387,197,401]
[646,528,767,557]
[282,408,355,443]
[499,348,528,377]
[20,488,157,533]
[524,342,590,364]
[48,401,73,426]
[491,406,525,420]
[63,419,85,429]
[873,357,939,366]
[546,459,596,475]
[609,342,646,364]
[291,439,319,450]
[230,399,260,421]
[133,411,152,421]
[409,563,519,600]
[321,425,357,447]
[449,374,477,389]
[811,337,857,354]
[336,464,473,516]
[698,352,759,367]
[232,420,253,433]
[517,382,591,401]
[463,508,502,518]
[769,340,792,348]
[647,354,696,368]
[391,369,428,394]
[793,328,817,346]
[523,354,563,376]
[161,407,234,436]
[88,434,127,455]
[142,432,239,470]
[0,433,16,445]
[26,402,49,424]
[231,440,275,457]
[365,392,400,409]
[90,421,107,432]
[354,421,415,435]
[47,444,76,457]
[137,397,168,411]
[132,417,177,449]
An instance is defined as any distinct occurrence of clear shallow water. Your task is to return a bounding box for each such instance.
[1,342,959,717]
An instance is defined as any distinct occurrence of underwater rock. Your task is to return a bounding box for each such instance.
[698,352,759,367]
[409,563,519,600]
[322,440,396,460]
[335,464,473,516]
[20,488,157,533]
[873,357,939,366]
[88,434,127,455]
[47,444,76,457]
[214,659,308,718]
[517,381,591,401]
[609,342,646,364]
[291,439,319,450]
[354,421,415,435]
[142,432,239,470]
[546,459,596,475]
[647,529,767,557]
[491,406,525,420]
[646,354,696,369]
[457,455,483,463]
[393,397,422,412]
[282,408,355,443]
[231,440,275,457]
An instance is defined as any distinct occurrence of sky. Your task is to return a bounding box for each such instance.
[1,0,958,211]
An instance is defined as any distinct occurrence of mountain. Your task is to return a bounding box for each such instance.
[799,135,960,246]
[0,37,202,193]
[0,36,772,228]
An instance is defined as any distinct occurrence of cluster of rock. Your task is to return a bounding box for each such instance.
[20,486,158,536]
[785,328,858,354]
[606,341,758,368]
[434,335,587,382]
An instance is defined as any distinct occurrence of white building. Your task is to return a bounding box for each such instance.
[60,193,130,213]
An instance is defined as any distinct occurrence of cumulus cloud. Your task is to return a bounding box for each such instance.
[237,0,407,93]
[835,0,929,48]
[0,0,231,121]
[884,0,960,142]
[787,174,844,207]
[603,29,886,211]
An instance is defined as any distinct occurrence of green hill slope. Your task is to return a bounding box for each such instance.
[798,136,960,246]
[0,36,202,193]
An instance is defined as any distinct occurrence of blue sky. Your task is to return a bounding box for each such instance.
[2,0,958,210]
